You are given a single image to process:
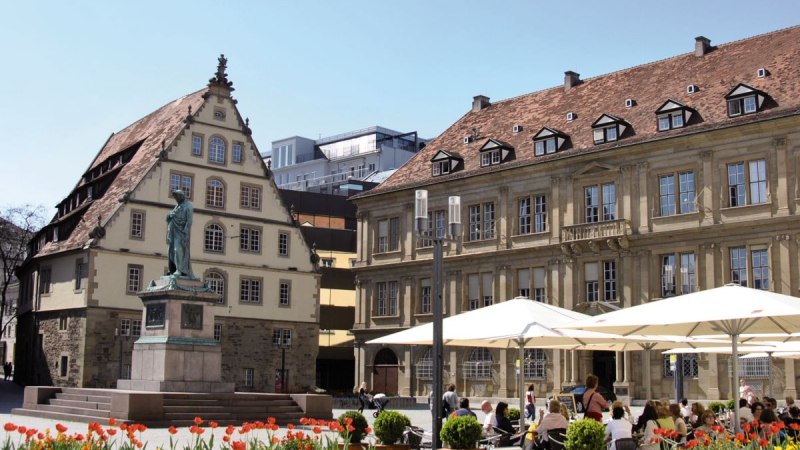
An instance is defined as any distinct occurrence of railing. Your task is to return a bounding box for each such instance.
[561,219,630,242]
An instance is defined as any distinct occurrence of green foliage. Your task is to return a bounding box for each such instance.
[338,411,369,443]
[708,401,726,414]
[564,418,606,450]
[373,410,411,445]
[508,407,521,422]
[726,399,737,410]
[440,416,482,449]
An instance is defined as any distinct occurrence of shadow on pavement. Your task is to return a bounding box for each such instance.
[0,380,24,413]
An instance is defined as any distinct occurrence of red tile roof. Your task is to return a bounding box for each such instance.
[35,89,208,257]
[360,25,800,197]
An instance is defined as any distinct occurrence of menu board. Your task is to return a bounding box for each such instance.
[554,393,578,419]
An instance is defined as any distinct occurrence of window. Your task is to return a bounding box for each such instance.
[730,246,769,289]
[377,217,400,253]
[206,179,225,208]
[272,328,292,347]
[519,195,547,234]
[320,258,334,267]
[431,151,462,176]
[169,172,193,199]
[480,149,502,167]
[658,111,685,131]
[593,125,618,144]
[478,140,511,167]
[517,269,530,298]
[205,270,225,304]
[376,281,398,316]
[738,356,770,378]
[119,319,131,336]
[465,348,492,379]
[592,114,628,144]
[655,101,693,132]
[659,171,696,216]
[130,210,145,239]
[127,264,143,294]
[728,94,757,116]
[585,261,617,302]
[243,368,254,387]
[432,160,451,176]
[239,226,261,253]
[240,184,261,210]
[209,136,226,164]
[661,253,696,297]
[74,258,87,290]
[467,273,493,310]
[524,349,547,379]
[534,138,557,156]
[204,224,224,252]
[40,267,52,294]
[278,232,289,256]
[663,354,699,378]
[59,355,69,378]
[122,364,131,380]
[132,320,141,337]
[585,184,616,223]
[468,203,495,241]
[58,315,68,331]
[214,323,222,342]
[192,134,203,156]
[416,348,432,378]
[279,281,291,306]
[239,277,262,303]
[728,160,768,207]
[420,279,431,314]
[419,210,445,248]
[232,141,243,163]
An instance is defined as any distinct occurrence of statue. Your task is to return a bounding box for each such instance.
[167,190,195,278]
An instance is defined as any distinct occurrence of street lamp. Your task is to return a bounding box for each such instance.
[415,189,460,450]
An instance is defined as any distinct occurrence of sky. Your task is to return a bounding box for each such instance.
[1,1,798,214]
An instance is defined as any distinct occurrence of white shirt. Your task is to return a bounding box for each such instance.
[739,406,755,422]
[605,419,633,450]
[680,405,691,418]
[483,411,497,435]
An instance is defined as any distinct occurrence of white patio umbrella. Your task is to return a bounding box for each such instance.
[367,297,724,418]
[561,284,800,429]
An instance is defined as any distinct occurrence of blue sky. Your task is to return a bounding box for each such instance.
[1,1,798,212]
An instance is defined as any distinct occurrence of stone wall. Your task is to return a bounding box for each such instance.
[36,309,86,387]
[83,308,140,387]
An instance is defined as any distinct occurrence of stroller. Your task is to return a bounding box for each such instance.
[369,393,390,417]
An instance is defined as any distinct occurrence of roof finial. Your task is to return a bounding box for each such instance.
[208,54,234,91]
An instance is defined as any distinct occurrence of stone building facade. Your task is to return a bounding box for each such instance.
[351,27,800,402]
[16,57,320,391]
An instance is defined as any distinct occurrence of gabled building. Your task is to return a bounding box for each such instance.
[16,57,320,391]
[351,26,800,401]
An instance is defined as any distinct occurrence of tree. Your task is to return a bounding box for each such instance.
[0,205,46,340]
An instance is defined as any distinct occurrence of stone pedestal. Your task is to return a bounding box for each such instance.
[117,276,234,393]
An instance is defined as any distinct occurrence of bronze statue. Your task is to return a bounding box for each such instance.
[166,190,194,278]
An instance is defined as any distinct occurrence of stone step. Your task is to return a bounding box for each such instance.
[37,404,111,417]
[60,388,115,397]
[162,398,221,406]
[225,400,298,407]
[162,405,229,413]
[49,398,111,411]
[55,393,112,403]
[163,412,235,421]
[11,408,117,425]
[226,405,303,414]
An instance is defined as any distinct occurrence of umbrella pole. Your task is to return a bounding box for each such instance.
[732,334,739,433]
[519,342,525,428]
[767,352,773,397]
[645,349,652,401]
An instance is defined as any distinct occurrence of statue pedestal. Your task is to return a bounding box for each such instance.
[117,277,234,393]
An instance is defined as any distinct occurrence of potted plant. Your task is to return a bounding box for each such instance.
[338,411,370,449]
[508,407,521,422]
[440,416,482,450]
[707,401,725,415]
[373,410,412,448]
[564,418,605,450]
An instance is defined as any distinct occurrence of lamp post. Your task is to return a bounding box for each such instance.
[415,189,460,450]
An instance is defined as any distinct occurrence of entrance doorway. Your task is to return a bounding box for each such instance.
[373,348,399,395]
[592,351,616,391]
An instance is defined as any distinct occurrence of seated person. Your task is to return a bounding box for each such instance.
[738,398,755,423]
[481,400,496,436]
[455,398,477,419]
[605,406,633,450]
[532,399,569,447]
[494,402,517,446]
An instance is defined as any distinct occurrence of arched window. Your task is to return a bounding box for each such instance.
[524,349,547,379]
[205,270,225,304]
[204,224,224,252]
[209,136,226,164]
[465,348,492,379]
[206,178,225,208]
[416,347,432,379]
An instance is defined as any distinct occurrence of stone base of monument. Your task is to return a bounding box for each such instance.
[116,276,235,393]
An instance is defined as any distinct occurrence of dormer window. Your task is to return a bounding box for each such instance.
[430,150,463,177]
[533,127,568,156]
[591,114,628,144]
[656,99,694,131]
[726,84,766,117]
[479,139,513,167]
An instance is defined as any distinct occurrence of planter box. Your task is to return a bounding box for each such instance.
[375,445,412,450]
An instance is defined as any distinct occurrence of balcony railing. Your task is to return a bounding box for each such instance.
[561,219,630,242]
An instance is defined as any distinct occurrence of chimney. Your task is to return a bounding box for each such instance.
[564,71,581,91]
[472,95,491,113]
[695,36,711,57]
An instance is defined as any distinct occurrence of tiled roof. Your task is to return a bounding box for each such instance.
[361,25,800,197]
[35,89,208,257]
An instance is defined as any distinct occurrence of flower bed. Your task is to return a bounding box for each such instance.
[650,421,800,449]
[2,416,373,450]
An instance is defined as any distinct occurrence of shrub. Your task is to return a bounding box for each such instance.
[726,399,736,410]
[508,407,521,422]
[440,416,482,449]
[707,401,725,414]
[373,410,411,445]
[564,418,605,450]
[338,410,369,443]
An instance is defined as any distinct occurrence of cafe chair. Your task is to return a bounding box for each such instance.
[546,428,567,450]
[613,437,639,450]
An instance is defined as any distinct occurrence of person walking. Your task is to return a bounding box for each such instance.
[357,382,368,413]
[442,384,459,417]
